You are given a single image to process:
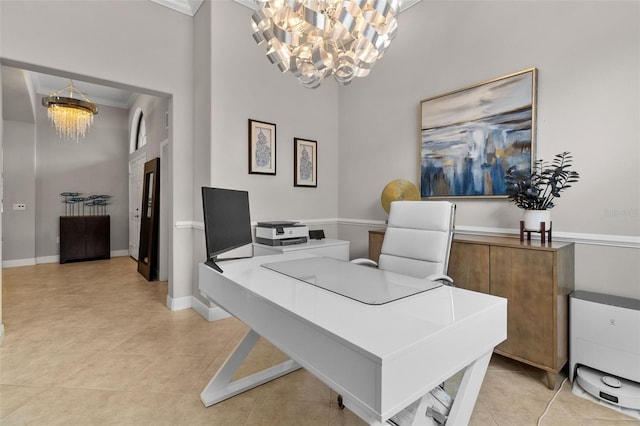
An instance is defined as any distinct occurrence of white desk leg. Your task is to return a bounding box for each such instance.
[444,350,492,425]
[200,329,302,407]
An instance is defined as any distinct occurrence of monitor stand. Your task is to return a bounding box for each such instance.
[205,254,254,273]
[205,258,223,273]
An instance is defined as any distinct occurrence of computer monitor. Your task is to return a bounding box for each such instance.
[201,187,252,273]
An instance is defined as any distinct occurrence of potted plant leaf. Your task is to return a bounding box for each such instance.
[504,151,580,231]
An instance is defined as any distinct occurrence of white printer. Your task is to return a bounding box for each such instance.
[255,221,308,246]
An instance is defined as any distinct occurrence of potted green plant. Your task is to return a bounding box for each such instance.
[504,151,580,231]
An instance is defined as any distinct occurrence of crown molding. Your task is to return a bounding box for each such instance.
[232,0,423,13]
[150,0,204,16]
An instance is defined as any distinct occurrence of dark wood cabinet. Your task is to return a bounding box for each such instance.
[60,216,110,263]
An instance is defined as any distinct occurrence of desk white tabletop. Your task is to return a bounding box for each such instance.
[202,253,505,362]
[262,256,442,305]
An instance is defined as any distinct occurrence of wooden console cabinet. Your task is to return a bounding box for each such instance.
[368,230,575,389]
[60,216,111,263]
[368,229,386,263]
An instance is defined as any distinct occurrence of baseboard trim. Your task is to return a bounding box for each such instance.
[36,255,59,264]
[2,258,37,268]
[167,294,231,321]
[2,251,132,268]
[166,294,192,311]
[191,296,231,321]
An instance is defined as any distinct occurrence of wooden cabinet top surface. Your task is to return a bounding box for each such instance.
[369,228,573,251]
[453,234,573,251]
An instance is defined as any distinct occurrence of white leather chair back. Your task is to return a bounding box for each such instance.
[378,201,455,279]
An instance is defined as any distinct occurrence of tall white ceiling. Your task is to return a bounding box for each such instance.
[4,0,424,122]
[30,72,137,109]
[151,0,423,16]
[231,0,423,12]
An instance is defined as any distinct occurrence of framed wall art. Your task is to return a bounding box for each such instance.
[420,68,537,198]
[294,138,317,187]
[248,119,276,175]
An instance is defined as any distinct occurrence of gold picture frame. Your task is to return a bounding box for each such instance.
[420,68,537,198]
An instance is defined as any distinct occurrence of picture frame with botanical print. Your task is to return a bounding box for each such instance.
[248,119,276,175]
[420,68,537,198]
[294,138,317,187]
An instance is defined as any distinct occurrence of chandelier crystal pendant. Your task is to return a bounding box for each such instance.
[42,80,98,142]
[251,0,399,89]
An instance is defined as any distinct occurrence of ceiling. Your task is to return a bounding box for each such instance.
[1,66,141,123]
[3,0,424,122]
[150,0,423,16]
[30,72,137,109]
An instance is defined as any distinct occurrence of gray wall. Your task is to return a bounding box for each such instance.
[0,47,3,339]
[207,2,340,222]
[0,0,195,303]
[2,120,35,261]
[192,0,212,290]
[189,1,341,305]
[34,101,129,259]
[337,1,640,299]
[129,93,169,160]
[1,70,130,263]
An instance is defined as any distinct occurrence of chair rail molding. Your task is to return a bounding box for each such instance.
[338,219,640,249]
[179,218,638,249]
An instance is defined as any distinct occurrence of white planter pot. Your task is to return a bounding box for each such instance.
[523,209,551,231]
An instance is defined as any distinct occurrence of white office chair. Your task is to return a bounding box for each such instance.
[344,200,458,421]
[353,200,456,284]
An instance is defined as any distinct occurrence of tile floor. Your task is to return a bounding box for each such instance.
[1,257,638,425]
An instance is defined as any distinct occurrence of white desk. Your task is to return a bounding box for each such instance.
[198,253,507,425]
[253,238,350,261]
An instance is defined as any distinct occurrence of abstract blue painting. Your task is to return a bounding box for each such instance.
[420,68,537,198]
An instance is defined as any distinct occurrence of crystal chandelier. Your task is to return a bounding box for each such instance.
[251,0,399,89]
[42,80,98,142]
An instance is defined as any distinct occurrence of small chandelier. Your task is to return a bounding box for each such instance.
[42,80,98,142]
[251,0,399,89]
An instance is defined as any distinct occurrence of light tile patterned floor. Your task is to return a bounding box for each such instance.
[1,257,638,425]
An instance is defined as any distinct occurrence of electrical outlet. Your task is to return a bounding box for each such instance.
[13,203,26,211]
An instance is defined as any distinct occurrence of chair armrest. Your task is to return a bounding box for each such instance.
[350,258,378,268]
[427,274,454,286]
